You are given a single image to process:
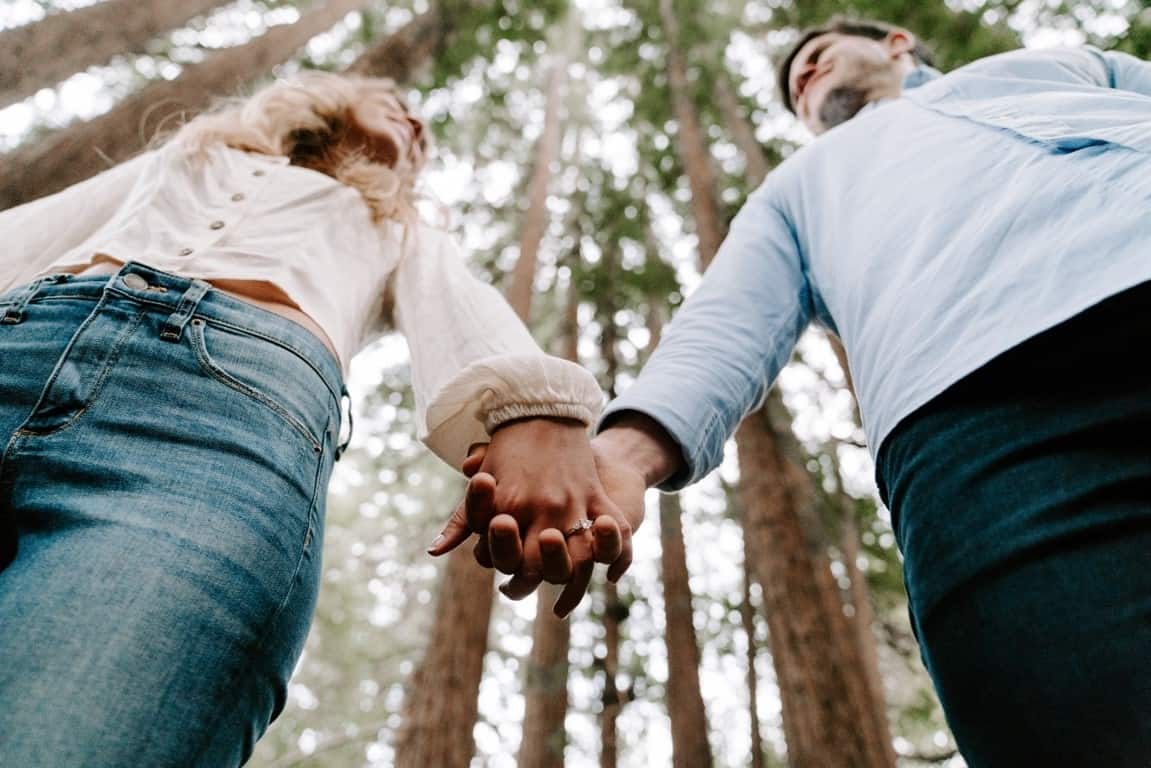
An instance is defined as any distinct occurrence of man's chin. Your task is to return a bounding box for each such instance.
[816,86,871,131]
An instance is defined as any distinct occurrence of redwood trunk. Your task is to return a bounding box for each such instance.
[506,59,566,320]
[0,0,228,109]
[517,261,579,768]
[393,549,495,767]
[660,493,714,768]
[599,581,623,768]
[0,0,373,209]
[662,10,895,764]
[517,584,571,768]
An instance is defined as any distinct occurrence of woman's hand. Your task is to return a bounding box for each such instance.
[428,417,640,617]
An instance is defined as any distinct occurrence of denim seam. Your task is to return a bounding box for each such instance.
[185,422,328,766]
[194,315,342,409]
[188,319,322,453]
[14,298,147,438]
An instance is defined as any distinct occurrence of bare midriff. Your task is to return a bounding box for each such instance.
[73,260,340,361]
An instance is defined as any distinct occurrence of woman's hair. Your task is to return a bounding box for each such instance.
[170,72,428,223]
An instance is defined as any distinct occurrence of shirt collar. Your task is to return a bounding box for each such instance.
[903,65,942,91]
[857,65,943,116]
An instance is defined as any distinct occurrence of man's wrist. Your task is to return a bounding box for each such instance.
[594,411,684,488]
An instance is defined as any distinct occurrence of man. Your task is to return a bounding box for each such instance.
[433,18,1151,766]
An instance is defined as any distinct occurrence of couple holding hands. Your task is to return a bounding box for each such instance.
[5,15,1151,765]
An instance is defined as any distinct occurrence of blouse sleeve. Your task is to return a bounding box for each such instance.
[0,151,152,294]
[391,223,604,469]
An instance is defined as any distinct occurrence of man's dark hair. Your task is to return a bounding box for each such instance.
[776,17,936,114]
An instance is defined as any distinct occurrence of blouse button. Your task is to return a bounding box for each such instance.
[209,220,225,230]
[252,169,266,177]
[231,192,245,202]
[178,247,194,256]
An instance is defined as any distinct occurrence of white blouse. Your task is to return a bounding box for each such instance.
[0,143,603,468]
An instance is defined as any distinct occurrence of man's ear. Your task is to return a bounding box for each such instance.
[885,30,916,59]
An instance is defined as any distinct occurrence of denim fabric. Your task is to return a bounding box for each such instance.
[877,282,1151,767]
[0,263,343,766]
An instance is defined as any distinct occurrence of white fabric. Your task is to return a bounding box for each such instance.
[0,143,603,468]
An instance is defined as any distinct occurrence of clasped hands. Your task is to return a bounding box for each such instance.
[426,416,650,618]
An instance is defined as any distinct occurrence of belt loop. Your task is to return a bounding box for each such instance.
[335,386,353,461]
[160,279,212,342]
[1,274,68,325]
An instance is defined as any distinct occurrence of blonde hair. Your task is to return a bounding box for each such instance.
[171,72,428,223]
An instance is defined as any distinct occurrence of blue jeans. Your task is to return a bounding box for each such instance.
[0,263,344,766]
[877,281,1151,767]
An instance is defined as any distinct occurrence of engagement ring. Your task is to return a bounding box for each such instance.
[564,519,594,538]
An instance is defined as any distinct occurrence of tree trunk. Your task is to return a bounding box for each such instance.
[517,587,571,767]
[517,257,580,768]
[0,0,229,109]
[735,406,893,768]
[506,59,566,321]
[393,548,495,767]
[664,15,896,766]
[599,581,623,768]
[656,0,724,268]
[660,493,714,768]
[741,542,768,768]
[0,0,373,209]
[715,74,770,188]
[345,8,445,82]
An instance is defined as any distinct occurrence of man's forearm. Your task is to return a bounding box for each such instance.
[594,411,685,488]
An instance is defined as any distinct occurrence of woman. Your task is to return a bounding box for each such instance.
[0,73,605,766]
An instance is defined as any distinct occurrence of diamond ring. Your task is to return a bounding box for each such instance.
[564,519,594,538]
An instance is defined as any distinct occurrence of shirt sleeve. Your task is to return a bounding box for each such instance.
[0,152,152,294]
[392,223,604,469]
[598,185,812,491]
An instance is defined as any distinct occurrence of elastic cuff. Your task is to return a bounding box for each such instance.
[483,402,596,434]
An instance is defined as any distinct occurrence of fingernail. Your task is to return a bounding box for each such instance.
[426,533,444,553]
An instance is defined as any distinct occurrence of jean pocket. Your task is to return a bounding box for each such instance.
[188,317,330,453]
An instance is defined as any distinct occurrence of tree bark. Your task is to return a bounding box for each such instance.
[506,59,566,322]
[659,493,714,768]
[345,8,445,82]
[517,586,571,768]
[741,542,768,768]
[393,548,495,767]
[0,0,229,109]
[664,16,896,766]
[0,0,373,210]
[517,258,580,768]
[599,581,623,768]
[656,0,724,268]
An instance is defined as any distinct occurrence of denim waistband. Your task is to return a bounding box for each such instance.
[4,262,347,424]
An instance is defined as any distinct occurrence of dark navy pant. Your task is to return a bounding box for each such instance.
[878,281,1151,767]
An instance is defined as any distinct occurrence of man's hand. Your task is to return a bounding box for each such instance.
[427,417,636,617]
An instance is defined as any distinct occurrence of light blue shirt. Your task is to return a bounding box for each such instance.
[602,46,1151,490]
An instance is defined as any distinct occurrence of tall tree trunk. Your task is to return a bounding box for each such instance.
[506,59,566,321]
[721,71,892,750]
[599,580,623,768]
[392,548,495,766]
[659,492,714,768]
[402,39,562,767]
[0,0,229,109]
[517,254,580,768]
[345,8,446,82]
[0,0,373,209]
[518,584,571,768]
[660,10,896,766]
[741,540,768,768]
[656,0,724,266]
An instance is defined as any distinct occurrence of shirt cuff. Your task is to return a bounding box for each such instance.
[422,353,604,469]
